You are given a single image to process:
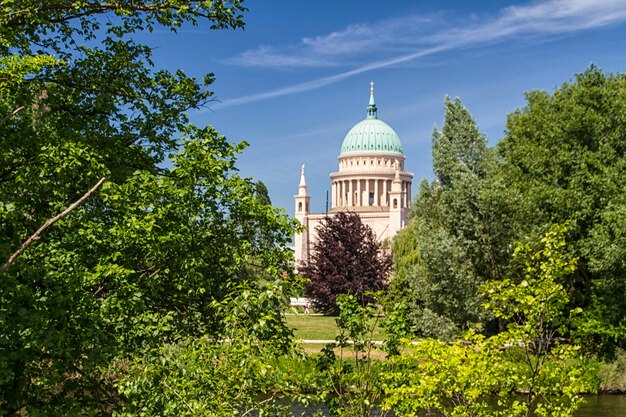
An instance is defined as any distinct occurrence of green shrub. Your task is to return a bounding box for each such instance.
[597,349,626,392]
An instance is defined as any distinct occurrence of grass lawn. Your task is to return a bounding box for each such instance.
[286,314,385,341]
[295,341,390,359]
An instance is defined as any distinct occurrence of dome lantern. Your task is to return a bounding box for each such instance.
[339,83,404,156]
[367,81,377,119]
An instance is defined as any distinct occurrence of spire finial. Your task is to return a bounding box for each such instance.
[299,163,307,189]
[367,81,377,119]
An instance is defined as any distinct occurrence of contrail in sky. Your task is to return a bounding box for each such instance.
[215,0,626,108]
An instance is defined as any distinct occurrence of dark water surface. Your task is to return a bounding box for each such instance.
[575,394,626,417]
[292,394,626,416]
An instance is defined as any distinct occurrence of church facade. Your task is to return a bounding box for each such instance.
[294,83,414,265]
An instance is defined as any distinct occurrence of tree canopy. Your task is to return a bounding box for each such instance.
[498,66,626,355]
[0,1,299,415]
[393,68,626,354]
[300,211,391,315]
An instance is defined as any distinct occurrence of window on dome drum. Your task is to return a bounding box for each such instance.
[393,199,398,209]
[369,192,374,205]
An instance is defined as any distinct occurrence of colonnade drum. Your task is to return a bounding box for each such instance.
[330,155,412,211]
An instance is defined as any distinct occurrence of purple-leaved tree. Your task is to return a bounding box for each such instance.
[300,211,392,314]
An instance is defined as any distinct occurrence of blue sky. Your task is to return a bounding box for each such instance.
[140,0,626,215]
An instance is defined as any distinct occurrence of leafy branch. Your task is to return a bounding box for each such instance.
[0,177,106,275]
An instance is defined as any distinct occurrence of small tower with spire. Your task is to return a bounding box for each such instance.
[294,164,311,264]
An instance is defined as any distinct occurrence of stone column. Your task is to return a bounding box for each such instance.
[338,181,341,207]
[406,181,411,208]
[348,179,353,206]
[374,179,379,206]
[381,180,389,207]
[337,181,341,207]
[363,179,370,206]
[360,179,364,206]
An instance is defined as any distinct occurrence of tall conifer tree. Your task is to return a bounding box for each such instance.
[392,97,511,338]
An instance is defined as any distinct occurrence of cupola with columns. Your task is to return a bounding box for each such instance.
[330,82,413,217]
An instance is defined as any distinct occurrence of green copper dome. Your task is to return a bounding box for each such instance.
[340,83,404,156]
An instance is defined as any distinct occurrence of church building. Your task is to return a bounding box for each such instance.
[294,83,414,265]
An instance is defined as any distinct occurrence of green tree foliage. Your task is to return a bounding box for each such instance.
[300,211,392,315]
[393,68,626,355]
[384,225,590,417]
[314,293,412,417]
[316,294,390,417]
[116,228,591,416]
[498,66,626,355]
[387,218,419,304]
[0,1,299,415]
[254,180,272,206]
[432,97,488,185]
[0,126,297,416]
[0,0,246,271]
[117,280,303,416]
[391,97,512,338]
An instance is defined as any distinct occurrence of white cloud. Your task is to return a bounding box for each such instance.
[432,0,626,46]
[224,16,433,68]
[219,0,626,107]
[230,46,337,68]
